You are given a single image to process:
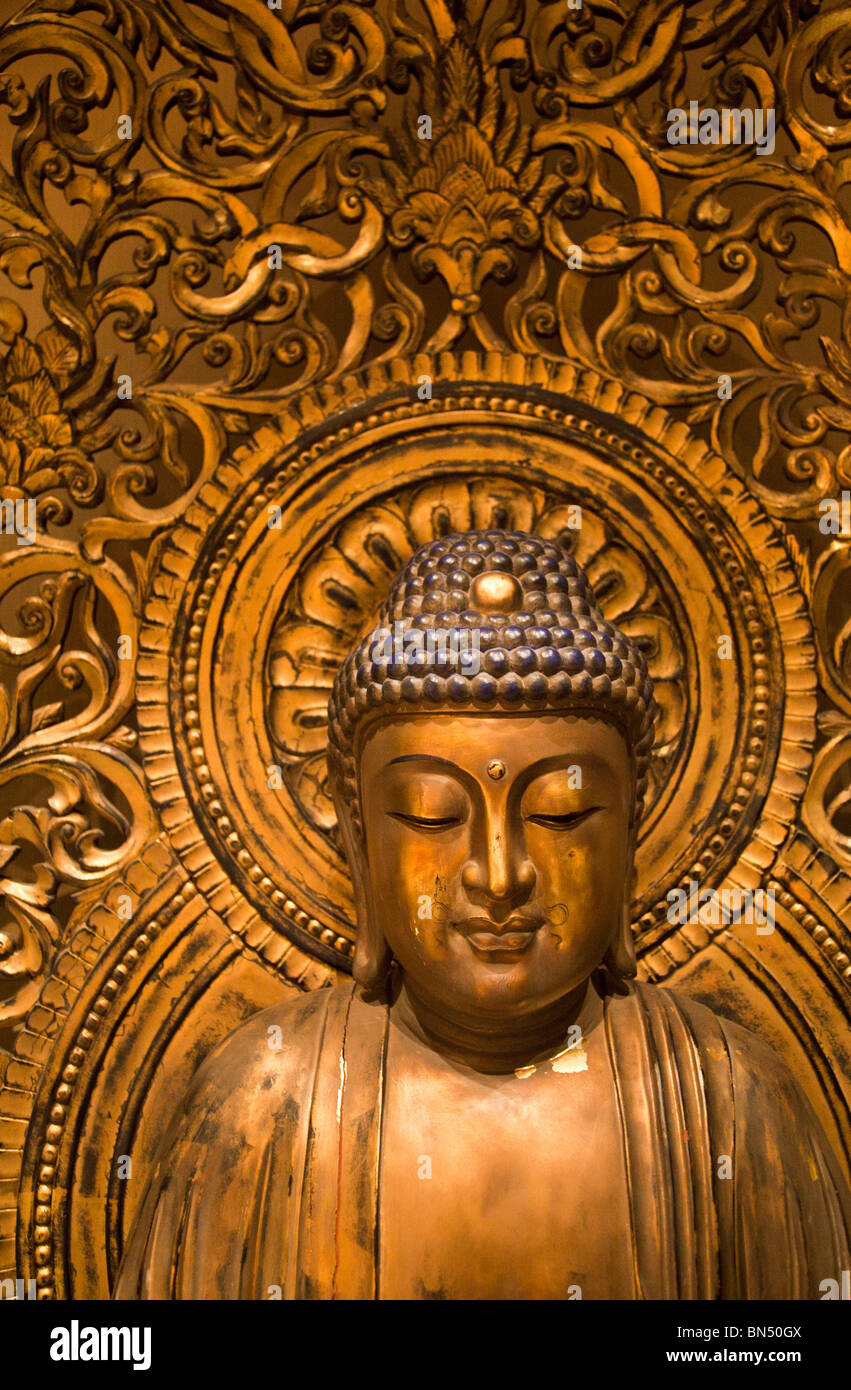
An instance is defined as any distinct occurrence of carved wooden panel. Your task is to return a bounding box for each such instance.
[0,0,848,1297]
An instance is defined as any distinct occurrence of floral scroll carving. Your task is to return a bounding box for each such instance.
[0,1,848,517]
[0,549,155,1026]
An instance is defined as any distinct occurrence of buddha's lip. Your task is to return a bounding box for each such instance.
[451,916,541,953]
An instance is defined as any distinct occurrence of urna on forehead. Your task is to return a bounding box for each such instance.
[327,529,658,815]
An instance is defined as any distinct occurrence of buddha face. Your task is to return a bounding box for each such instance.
[354,711,635,1026]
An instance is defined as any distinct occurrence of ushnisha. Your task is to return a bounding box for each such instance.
[328,529,656,826]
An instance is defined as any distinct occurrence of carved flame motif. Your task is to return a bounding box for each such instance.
[360,39,552,333]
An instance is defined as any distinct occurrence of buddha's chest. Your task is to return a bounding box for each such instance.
[376,1037,636,1299]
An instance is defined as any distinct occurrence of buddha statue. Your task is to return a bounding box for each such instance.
[115,529,850,1300]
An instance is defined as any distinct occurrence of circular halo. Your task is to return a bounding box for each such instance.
[137,355,815,976]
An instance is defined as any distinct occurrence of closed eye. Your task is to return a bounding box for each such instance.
[387,812,464,830]
[524,806,603,830]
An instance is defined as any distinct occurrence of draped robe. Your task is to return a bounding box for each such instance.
[114,980,850,1300]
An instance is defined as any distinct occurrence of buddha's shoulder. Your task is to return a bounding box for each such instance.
[620,979,804,1091]
[185,982,353,1110]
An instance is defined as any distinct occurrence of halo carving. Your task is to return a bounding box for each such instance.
[137,354,815,975]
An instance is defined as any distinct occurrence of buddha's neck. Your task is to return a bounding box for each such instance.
[393,976,605,1075]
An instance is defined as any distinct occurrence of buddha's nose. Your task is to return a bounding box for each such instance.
[461,831,536,917]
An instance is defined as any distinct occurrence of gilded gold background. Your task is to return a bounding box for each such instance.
[0,0,848,1297]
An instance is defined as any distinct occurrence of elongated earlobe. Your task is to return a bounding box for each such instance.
[353,921,394,1000]
[601,911,637,989]
[330,764,394,1001]
[600,826,638,993]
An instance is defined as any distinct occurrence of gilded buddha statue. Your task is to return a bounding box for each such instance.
[115,529,850,1300]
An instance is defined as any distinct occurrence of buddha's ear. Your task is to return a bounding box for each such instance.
[601,820,638,991]
[328,757,393,1000]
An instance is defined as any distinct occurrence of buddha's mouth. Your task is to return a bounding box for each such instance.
[452,915,541,961]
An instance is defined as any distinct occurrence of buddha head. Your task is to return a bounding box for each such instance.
[327,529,656,1054]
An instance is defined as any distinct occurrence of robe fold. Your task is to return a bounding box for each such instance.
[114,980,850,1300]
